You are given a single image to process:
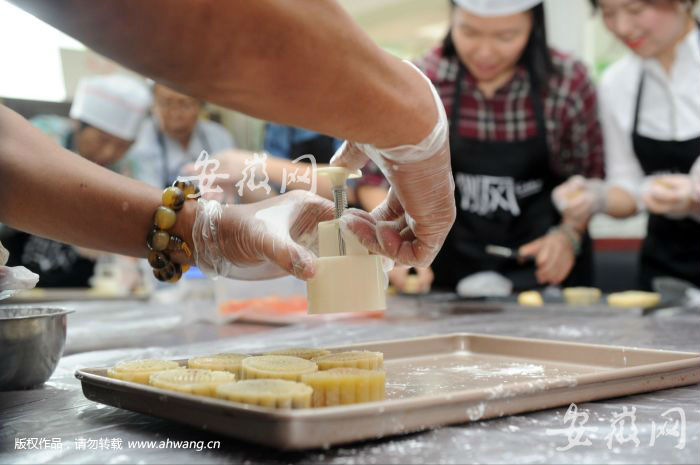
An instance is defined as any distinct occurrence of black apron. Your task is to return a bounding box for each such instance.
[632,70,700,289]
[432,64,592,291]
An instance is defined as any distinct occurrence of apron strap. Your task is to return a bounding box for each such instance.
[632,72,646,136]
[527,69,549,155]
[449,63,467,148]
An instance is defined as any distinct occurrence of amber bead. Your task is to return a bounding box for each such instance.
[180,263,190,273]
[154,206,177,230]
[168,235,183,251]
[147,250,169,270]
[147,228,171,252]
[153,262,182,282]
[173,179,198,199]
[162,187,185,211]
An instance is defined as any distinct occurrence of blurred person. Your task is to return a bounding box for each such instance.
[558,0,699,289]
[392,0,605,293]
[2,74,150,287]
[126,83,235,187]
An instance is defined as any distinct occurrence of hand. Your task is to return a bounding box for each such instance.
[191,190,336,280]
[389,265,434,294]
[332,62,456,268]
[519,230,576,285]
[551,175,606,230]
[642,175,697,217]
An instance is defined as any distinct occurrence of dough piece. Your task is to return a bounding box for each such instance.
[240,355,318,381]
[312,351,383,370]
[518,290,544,307]
[216,379,312,409]
[301,368,386,407]
[607,291,661,308]
[149,368,236,397]
[563,287,602,305]
[187,353,249,377]
[107,359,180,384]
[263,348,331,360]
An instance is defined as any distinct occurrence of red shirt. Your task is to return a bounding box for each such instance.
[416,46,605,179]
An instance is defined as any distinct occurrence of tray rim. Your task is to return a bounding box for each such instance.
[75,332,700,421]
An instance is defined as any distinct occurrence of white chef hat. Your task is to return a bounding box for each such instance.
[454,0,543,17]
[70,74,151,141]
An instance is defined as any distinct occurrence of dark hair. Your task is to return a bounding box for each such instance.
[443,2,556,84]
[589,0,698,8]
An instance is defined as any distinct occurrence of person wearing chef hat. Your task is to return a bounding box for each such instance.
[70,75,150,166]
[1,74,150,287]
[390,0,605,293]
[553,0,700,290]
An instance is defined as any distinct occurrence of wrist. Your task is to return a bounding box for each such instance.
[171,198,196,266]
[550,223,582,256]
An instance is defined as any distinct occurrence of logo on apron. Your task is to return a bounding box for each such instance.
[455,174,544,217]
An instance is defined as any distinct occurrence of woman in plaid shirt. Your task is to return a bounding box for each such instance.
[390,0,605,293]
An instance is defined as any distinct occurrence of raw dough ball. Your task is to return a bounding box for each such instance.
[563,287,602,305]
[518,290,543,307]
[607,291,660,308]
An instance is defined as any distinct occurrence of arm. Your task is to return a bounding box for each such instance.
[13,0,436,149]
[598,84,644,218]
[0,105,337,280]
[521,64,604,285]
[0,105,189,258]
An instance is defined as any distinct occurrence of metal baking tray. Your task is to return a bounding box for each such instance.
[75,333,700,450]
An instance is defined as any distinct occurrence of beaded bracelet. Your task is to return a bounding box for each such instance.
[146,180,199,282]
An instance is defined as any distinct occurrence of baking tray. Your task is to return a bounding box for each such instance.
[75,333,700,450]
[6,287,150,303]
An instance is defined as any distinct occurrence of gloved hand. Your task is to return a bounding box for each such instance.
[551,175,607,229]
[642,175,698,218]
[331,62,456,268]
[192,190,336,280]
[519,228,577,285]
[0,241,39,300]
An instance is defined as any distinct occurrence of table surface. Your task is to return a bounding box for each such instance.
[1,295,698,464]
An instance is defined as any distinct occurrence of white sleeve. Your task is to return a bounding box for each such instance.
[690,154,700,222]
[598,88,647,203]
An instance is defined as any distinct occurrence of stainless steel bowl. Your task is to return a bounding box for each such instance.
[0,306,73,390]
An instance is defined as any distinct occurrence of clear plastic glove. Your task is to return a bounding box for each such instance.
[389,266,434,294]
[551,175,606,228]
[519,229,576,285]
[331,62,456,268]
[642,175,698,218]
[192,190,336,281]
[0,265,39,300]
